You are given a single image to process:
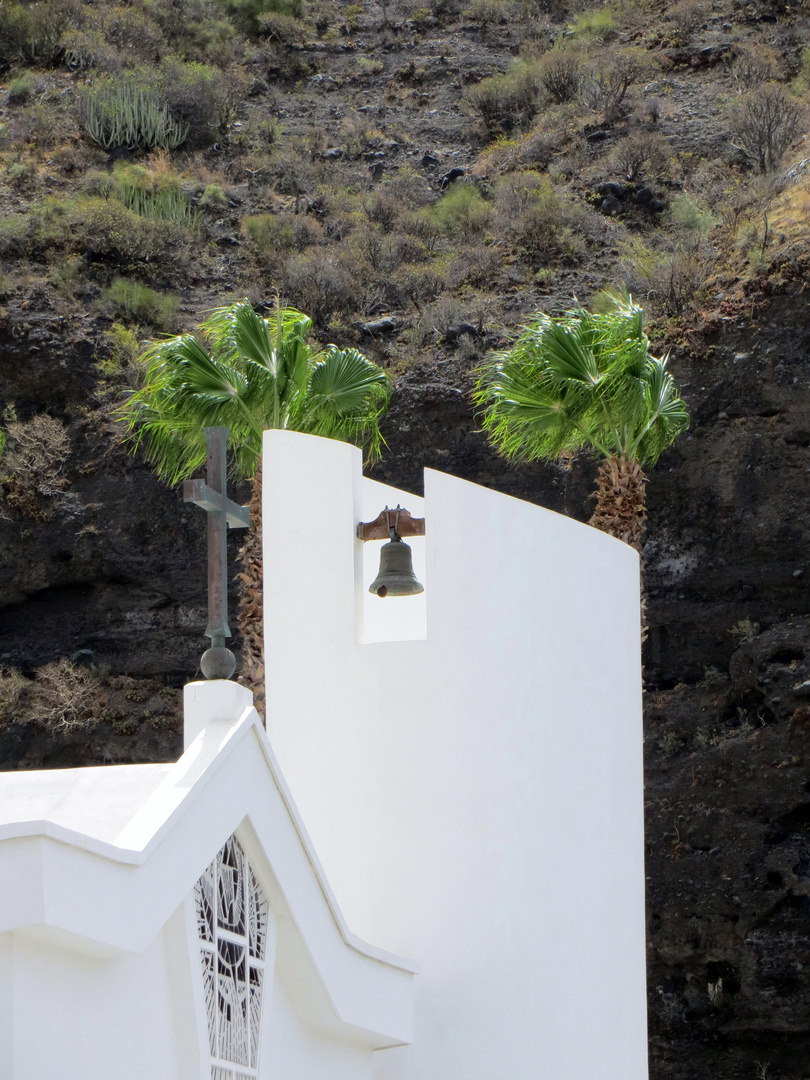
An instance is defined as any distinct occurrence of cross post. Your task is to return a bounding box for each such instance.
[183,427,250,680]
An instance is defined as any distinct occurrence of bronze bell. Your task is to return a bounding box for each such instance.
[369,532,424,598]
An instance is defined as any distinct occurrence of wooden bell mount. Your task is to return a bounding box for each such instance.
[356,505,425,542]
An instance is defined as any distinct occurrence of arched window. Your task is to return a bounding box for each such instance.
[194,835,269,1080]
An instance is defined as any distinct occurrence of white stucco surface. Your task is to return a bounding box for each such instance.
[0,762,171,843]
[262,430,648,1080]
[4,909,194,1080]
[265,973,376,1080]
[0,681,414,1079]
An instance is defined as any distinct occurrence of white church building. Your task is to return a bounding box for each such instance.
[0,431,648,1080]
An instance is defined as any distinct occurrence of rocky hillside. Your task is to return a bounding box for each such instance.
[1,0,810,1076]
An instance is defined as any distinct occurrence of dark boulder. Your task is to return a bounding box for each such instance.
[595,181,626,201]
[600,195,624,215]
[440,167,465,190]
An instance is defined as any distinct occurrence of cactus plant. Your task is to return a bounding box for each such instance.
[81,82,189,152]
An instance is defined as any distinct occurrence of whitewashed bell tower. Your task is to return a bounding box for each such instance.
[261,430,648,1080]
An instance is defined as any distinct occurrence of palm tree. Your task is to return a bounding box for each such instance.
[474,294,689,553]
[122,300,390,711]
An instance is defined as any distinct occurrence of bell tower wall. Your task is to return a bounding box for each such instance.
[261,429,647,1080]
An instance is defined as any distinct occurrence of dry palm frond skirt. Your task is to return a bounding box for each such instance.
[237,467,265,719]
[589,454,648,640]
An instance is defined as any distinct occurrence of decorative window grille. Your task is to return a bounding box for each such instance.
[194,835,269,1080]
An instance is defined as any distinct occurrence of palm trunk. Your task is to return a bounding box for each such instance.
[589,454,648,640]
[237,466,265,720]
[589,454,647,551]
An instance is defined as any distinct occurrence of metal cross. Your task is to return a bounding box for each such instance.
[183,427,250,680]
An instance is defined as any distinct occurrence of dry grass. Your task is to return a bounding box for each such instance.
[0,660,100,729]
[0,413,71,518]
[37,659,103,729]
[767,171,810,249]
[0,667,31,724]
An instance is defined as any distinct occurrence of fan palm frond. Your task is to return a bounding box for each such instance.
[476,296,689,470]
[303,347,390,460]
[121,299,390,482]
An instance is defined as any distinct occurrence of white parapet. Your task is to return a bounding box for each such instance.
[183,678,254,750]
[262,429,647,1080]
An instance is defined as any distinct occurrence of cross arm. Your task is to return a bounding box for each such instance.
[183,479,250,529]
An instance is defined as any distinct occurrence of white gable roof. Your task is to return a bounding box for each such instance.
[0,681,414,1050]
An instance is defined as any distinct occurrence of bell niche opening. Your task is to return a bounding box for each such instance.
[358,480,427,644]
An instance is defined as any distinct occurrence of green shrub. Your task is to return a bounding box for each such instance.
[279,250,359,326]
[82,169,116,198]
[668,0,703,44]
[610,131,670,182]
[464,0,511,27]
[10,98,74,151]
[429,184,492,236]
[348,223,404,274]
[62,5,166,71]
[0,1,77,66]
[356,56,384,76]
[494,172,586,265]
[0,272,17,301]
[793,47,810,91]
[729,617,760,645]
[67,0,241,68]
[61,27,120,72]
[7,72,38,104]
[50,254,84,296]
[114,168,202,231]
[0,214,32,257]
[70,197,183,264]
[465,61,542,132]
[200,183,227,208]
[537,48,582,104]
[449,241,501,289]
[176,13,240,65]
[8,161,35,190]
[30,194,71,245]
[243,212,321,252]
[401,208,442,251]
[101,278,179,329]
[154,59,248,143]
[619,234,713,316]
[80,81,189,151]
[96,322,142,375]
[364,188,401,229]
[659,730,683,757]
[220,0,305,37]
[569,5,616,42]
[397,260,448,305]
[256,11,309,42]
[669,193,718,234]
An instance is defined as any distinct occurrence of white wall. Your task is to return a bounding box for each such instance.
[264,972,374,1080]
[8,913,191,1080]
[262,431,648,1080]
[0,933,12,1079]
